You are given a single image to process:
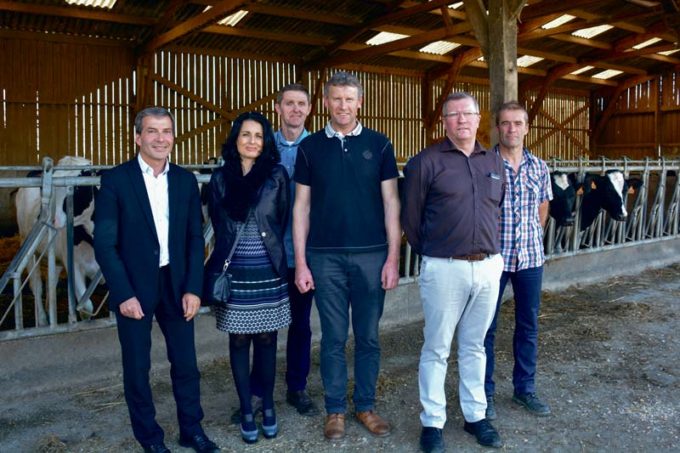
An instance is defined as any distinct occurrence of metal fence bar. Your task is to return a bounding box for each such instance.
[3,158,680,340]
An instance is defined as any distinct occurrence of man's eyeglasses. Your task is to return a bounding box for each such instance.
[443,111,480,119]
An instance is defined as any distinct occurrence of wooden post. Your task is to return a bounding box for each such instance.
[464,0,526,145]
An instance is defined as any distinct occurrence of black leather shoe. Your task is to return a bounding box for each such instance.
[464,419,502,448]
[420,426,445,453]
[286,390,319,416]
[143,443,170,453]
[178,433,220,452]
[486,395,497,420]
[513,392,551,416]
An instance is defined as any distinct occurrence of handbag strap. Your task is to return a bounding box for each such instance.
[223,210,250,271]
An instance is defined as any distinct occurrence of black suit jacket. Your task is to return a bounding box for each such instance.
[94,158,204,312]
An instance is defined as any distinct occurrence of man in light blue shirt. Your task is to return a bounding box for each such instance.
[249,83,320,416]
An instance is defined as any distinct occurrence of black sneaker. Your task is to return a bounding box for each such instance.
[486,395,497,420]
[419,426,445,453]
[230,396,263,425]
[286,390,320,416]
[463,419,502,448]
[513,392,551,416]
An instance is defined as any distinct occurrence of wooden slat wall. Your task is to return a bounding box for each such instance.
[0,37,134,165]
[524,91,589,161]
[8,36,670,166]
[154,52,299,164]
[595,72,680,159]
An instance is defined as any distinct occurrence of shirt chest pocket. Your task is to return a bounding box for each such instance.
[521,174,541,207]
[482,173,503,204]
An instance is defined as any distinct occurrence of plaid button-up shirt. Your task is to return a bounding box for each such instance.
[496,146,553,272]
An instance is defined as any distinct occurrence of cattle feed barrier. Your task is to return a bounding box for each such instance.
[1,156,679,340]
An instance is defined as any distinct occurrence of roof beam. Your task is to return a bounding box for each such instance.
[203,25,333,46]
[0,0,156,25]
[193,1,361,26]
[313,23,471,69]
[520,0,614,21]
[304,0,453,65]
[143,0,249,53]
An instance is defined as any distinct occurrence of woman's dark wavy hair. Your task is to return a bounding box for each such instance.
[221,111,280,166]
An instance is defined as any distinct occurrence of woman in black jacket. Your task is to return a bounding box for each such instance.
[206,111,290,444]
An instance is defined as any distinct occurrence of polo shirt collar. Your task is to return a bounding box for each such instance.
[325,121,363,139]
[137,153,169,177]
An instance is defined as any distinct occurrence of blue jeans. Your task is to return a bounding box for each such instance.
[484,265,543,397]
[308,249,387,414]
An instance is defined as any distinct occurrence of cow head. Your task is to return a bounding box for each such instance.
[550,171,577,227]
[579,170,643,230]
[588,170,628,221]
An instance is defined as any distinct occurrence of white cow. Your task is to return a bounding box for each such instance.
[15,156,99,326]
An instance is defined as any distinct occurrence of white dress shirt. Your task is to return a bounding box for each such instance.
[137,154,170,267]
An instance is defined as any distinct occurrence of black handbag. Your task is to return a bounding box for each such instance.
[202,220,247,307]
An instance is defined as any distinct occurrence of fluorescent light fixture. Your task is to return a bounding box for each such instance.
[419,41,460,55]
[592,69,623,79]
[65,0,116,8]
[477,56,485,62]
[632,37,662,50]
[366,31,409,46]
[449,2,464,8]
[218,10,248,26]
[572,24,613,39]
[658,49,680,56]
[570,65,594,75]
[541,14,575,30]
[516,55,544,67]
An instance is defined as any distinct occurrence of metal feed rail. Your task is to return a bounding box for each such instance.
[1,156,679,340]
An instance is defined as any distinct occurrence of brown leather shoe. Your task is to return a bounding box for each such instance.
[324,413,346,440]
[355,410,392,437]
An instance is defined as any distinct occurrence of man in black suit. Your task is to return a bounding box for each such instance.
[94,107,218,453]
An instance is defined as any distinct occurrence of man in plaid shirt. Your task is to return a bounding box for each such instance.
[483,101,553,420]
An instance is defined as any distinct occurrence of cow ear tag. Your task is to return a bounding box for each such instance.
[590,180,597,190]
[627,186,635,195]
[576,187,585,196]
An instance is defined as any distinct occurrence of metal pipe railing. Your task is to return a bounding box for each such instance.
[2,157,680,340]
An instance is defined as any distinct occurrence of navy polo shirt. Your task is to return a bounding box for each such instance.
[295,123,399,253]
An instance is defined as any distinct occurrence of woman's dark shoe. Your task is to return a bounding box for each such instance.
[240,413,259,444]
[262,408,278,439]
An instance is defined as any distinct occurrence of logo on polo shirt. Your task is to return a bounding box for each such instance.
[362,150,373,160]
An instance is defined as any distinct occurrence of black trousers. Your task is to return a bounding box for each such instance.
[115,266,204,447]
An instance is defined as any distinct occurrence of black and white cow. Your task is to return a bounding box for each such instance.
[549,171,579,227]
[579,170,642,231]
[15,156,99,325]
[549,170,642,231]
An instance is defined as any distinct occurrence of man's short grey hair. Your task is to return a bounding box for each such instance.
[276,83,311,104]
[134,107,175,135]
[323,71,364,98]
[442,92,480,115]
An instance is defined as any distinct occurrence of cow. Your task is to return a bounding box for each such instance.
[15,156,99,326]
[549,171,579,227]
[548,169,642,233]
[579,170,642,231]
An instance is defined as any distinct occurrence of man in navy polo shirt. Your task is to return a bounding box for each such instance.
[293,71,401,440]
